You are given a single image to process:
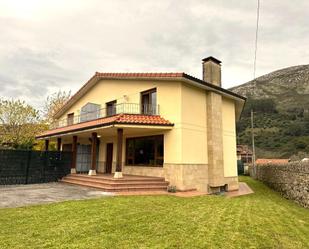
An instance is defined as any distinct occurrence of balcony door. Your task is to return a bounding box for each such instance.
[141,88,156,115]
[67,113,74,126]
[106,100,117,116]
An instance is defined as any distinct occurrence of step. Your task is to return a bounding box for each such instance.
[61,179,168,192]
[62,176,169,187]
[68,174,166,182]
[62,178,169,188]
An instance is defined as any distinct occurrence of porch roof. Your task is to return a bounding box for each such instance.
[36,114,173,139]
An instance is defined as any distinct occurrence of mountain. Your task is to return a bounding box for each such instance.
[230,64,309,159]
[230,64,309,111]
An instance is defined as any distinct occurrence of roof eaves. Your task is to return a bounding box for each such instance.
[182,73,246,101]
[53,73,99,119]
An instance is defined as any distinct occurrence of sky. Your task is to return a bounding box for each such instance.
[0,0,308,108]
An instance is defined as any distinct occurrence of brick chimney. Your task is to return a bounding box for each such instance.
[202,56,222,87]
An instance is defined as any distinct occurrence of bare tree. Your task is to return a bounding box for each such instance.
[43,90,71,124]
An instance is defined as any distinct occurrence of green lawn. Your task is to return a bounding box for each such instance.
[0,177,308,249]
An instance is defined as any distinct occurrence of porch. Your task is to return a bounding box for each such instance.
[37,114,173,187]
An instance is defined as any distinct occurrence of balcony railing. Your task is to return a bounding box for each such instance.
[51,103,160,129]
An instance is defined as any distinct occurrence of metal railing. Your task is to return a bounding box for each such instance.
[51,103,160,129]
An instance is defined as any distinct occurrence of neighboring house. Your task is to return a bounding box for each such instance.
[256,158,290,165]
[36,56,246,193]
[237,145,253,164]
[237,145,253,175]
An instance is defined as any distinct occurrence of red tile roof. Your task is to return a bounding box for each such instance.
[95,72,185,78]
[237,145,253,155]
[256,159,290,165]
[36,114,173,138]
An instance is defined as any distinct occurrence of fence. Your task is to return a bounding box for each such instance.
[249,162,309,208]
[0,150,72,185]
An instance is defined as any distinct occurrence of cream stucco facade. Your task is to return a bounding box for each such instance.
[40,57,245,193]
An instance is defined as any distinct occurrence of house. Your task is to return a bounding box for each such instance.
[237,145,253,164]
[36,56,246,193]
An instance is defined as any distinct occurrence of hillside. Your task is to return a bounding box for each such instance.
[230,64,309,159]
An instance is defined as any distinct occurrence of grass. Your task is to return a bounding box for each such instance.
[0,176,308,249]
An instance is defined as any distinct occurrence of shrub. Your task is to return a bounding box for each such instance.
[167,185,177,193]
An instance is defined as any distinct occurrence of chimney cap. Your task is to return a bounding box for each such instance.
[202,56,222,64]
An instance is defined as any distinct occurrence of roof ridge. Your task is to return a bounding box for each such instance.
[95,72,185,76]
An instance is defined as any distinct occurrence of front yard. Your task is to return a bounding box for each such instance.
[0,176,308,249]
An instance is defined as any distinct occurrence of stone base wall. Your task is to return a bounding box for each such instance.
[122,163,239,193]
[123,166,165,178]
[250,162,309,208]
[224,176,239,191]
[164,163,209,192]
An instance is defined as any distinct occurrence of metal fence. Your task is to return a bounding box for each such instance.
[0,150,72,185]
[51,103,160,129]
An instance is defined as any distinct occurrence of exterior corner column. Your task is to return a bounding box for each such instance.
[206,92,225,193]
[88,132,97,176]
[57,138,62,152]
[44,139,49,151]
[114,128,124,178]
[71,136,77,174]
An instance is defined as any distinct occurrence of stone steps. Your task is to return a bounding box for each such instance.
[68,174,165,182]
[60,174,169,192]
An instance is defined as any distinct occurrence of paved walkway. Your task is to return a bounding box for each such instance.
[225,182,254,198]
[0,181,254,209]
[0,183,114,208]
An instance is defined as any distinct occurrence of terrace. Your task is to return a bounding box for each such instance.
[51,103,160,129]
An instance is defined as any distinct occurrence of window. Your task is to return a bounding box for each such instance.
[126,135,163,167]
[67,113,74,125]
[80,103,101,122]
[106,100,117,116]
[241,155,252,163]
[141,88,157,115]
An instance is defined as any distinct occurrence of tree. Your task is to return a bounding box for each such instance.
[242,97,277,116]
[0,99,45,149]
[43,90,71,124]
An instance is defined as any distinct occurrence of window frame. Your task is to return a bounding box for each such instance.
[140,88,157,115]
[125,135,164,167]
[106,100,117,116]
[67,113,74,126]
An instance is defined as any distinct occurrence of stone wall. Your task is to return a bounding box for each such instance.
[164,163,209,192]
[250,162,309,208]
[123,166,165,178]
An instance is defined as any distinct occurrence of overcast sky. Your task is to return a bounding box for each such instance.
[0,0,308,108]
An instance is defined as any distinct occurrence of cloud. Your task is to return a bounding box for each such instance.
[0,0,308,108]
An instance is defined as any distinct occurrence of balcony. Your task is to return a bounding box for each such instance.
[51,103,160,129]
